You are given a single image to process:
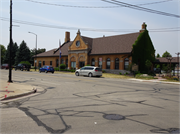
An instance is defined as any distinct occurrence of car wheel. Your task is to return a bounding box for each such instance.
[88,73,92,77]
[21,68,23,71]
[39,70,41,73]
[52,71,54,74]
[45,70,47,73]
[75,72,79,76]
[15,68,17,71]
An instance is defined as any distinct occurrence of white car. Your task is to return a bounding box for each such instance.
[75,66,102,77]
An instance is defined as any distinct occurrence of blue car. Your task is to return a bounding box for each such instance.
[39,65,54,73]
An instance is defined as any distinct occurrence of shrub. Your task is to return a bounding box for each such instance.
[20,61,31,66]
[119,72,122,75]
[85,64,91,66]
[59,64,66,69]
[102,70,106,73]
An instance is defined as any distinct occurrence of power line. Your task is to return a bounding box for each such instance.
[101,0,180,18]
[25,0,173,8]
[1,17,180,33]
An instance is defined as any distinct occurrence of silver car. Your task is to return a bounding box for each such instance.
[75,66,102,77]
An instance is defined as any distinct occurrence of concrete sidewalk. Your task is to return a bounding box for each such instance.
[0,80,36,101]
[129,78,180,85]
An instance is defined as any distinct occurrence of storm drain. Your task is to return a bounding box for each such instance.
[103,114,125,120]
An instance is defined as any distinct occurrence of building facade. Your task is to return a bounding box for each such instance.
[35,23,150,73]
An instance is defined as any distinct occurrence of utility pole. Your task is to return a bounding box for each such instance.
[8,0,13,83]
[175,52,180,78]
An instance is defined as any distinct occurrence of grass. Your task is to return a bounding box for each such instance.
[102,73,131,79]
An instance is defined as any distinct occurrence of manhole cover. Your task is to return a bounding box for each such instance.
[103,114,125,120]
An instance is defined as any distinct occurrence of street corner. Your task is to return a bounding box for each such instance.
[0,80,45,102]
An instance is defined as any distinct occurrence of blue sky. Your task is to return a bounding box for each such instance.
[0,0,179,57]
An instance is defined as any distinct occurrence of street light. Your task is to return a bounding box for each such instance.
[28,32,37,71]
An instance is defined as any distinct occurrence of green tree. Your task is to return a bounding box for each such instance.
[15,40,30,65]
[4,41,18,65]
[156,53,160,58]
[132,30,155,73]
[30,48,46,65]
[0,44,6,64]
[162,51,172,57]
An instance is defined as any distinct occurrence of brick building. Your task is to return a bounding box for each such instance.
[35,23,152,73]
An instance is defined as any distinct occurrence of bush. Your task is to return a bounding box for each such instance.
[102,70,106,73]
[119,72,122,75]
[20,61,31,66]
[85,64,91,66]
[59,64,66,69]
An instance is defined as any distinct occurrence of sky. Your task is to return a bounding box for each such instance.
[0,0,180,57]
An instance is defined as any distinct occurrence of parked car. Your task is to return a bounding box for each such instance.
[39,65,54,73]
[75,66,102,77]
[15,63,30,71]
[1,64,11,69]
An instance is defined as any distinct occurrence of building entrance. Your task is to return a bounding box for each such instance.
[79,62,85,68]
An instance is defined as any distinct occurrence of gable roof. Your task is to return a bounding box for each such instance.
[36,41,72,57]
[36,32,140,57]
[90,32,140,55]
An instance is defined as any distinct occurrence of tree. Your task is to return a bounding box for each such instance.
[30,48,46,65]
[156,53,160,58]
[132,30,155,73]
[162,51,173,72]
[0,44,6,64]
[15,40,30,65]
[4,41,18,65]
[162,51,172,57]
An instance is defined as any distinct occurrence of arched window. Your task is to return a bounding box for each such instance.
[124,58,129,70]
[91,58,95,66]
[106,58,111,69]
[115,58,119,70]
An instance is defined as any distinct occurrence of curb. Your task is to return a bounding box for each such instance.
[128,79,180,85]
[0,90,35,101]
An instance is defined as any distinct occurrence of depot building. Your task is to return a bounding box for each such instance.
[35,23,152,73]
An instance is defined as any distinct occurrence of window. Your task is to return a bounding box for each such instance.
[50,61,52,66]
[71,62,76,69]
[115,58,119,70]
[38,61,41,67]
[106,58,111,69]
[99,58,102,68]
[56,59,59,67]
[79,62,85,68]
[66,59,68,68]
[43,61,45,66]
[91,58,95,66]
[61,59,64,64]
[124,58,129,70]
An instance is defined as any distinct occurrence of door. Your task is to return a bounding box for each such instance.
[80,67,85,75]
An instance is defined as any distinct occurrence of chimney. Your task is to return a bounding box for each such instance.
[140,22,147,33]
[77,29,81,35]
[65,31,70,42]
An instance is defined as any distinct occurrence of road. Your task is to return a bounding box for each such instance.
[0,70,179,133]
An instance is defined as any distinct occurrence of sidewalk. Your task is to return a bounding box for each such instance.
[129,77,180,85]
[0,79,36,101]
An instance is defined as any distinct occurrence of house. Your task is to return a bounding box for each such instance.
[35,22,154,73]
